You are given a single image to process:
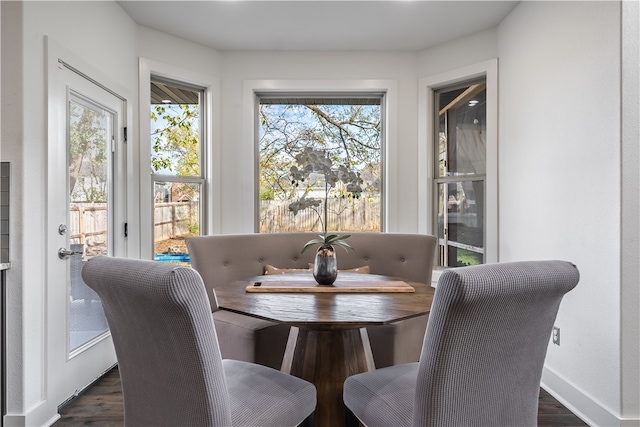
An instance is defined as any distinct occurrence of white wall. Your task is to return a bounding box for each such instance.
[498,2,635,425]
[2,1,637,426]
[137,26,222,75]
[1,1,25,421]
[620,1,640,422]
[417,27,498,77]
[136,26,222,257]
[416,30,500,261]
[219,51,419,233]
[416,2,639,424]
[2,2,138,425]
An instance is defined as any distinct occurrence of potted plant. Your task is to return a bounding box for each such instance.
[288,148,363,285]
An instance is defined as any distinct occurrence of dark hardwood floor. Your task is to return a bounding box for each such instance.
[54,366,588,426]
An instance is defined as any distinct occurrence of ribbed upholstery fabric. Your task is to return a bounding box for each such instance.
[223,359,316,427]
[82,257,316,427]
[344,260,580,427]
[186,232,437,369]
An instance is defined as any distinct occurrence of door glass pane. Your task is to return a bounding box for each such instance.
[68,96,110,353]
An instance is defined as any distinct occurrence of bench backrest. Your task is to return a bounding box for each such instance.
[187,232,437,311]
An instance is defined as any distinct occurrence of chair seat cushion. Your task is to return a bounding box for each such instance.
[343,362,419,427]
[224,359,316,427]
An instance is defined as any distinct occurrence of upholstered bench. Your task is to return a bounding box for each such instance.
[186,232,437,369]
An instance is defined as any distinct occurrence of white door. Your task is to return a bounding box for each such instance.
[47,63,126,409]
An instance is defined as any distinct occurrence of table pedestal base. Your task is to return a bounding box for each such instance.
[281,327,375,427]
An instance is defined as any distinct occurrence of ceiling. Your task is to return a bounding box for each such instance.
[118,1,519,52]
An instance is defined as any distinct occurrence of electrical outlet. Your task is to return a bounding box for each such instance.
[552,326,560,346]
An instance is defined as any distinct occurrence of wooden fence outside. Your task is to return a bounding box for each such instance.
[69,204,108,245]
[259,196,381,233]
[69,196,380,251]
[70,202,199,251]
[154,201,199,241]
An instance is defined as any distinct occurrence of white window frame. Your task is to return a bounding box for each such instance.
[418,59,498,271]
[139,58,220,260]
[243,80,398,232]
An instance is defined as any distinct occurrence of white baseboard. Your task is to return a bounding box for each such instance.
[541,366,638,427]
[3,414,59,427]
[3,399,59,427]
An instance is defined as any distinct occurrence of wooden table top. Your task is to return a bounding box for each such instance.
[245,273,415,293]
[214,272,435,330]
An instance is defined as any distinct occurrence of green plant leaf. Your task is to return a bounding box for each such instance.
[332,239,354,252]
[301,238,325,253]
[300,234,354,253]
[326,234,351,244]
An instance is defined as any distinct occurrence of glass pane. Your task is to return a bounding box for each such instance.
[436,83,486,177]
[153,181,201,265]
[436,180,484,267]
[150,81,201,177]
[258,101,382,233]
[68,97,110,352]
[437,114,447,178]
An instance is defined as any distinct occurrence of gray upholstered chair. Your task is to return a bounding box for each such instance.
[344,260,580,427]
[82,256,316,427]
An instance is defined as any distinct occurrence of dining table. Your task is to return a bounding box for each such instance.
[213,272,436,427]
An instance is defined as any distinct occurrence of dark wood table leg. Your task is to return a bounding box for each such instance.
[281,327,375,427]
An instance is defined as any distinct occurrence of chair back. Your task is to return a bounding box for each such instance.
[415,260,579,426]
[82,257,232,427]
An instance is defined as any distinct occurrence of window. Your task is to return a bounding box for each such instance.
[434,80,486,267]
[257,94,383,234]
[150,77,205,262]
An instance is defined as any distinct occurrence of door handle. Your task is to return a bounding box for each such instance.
[58,247,83,260]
